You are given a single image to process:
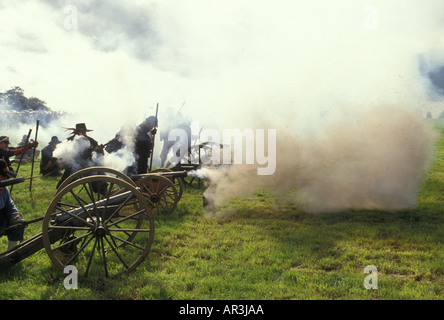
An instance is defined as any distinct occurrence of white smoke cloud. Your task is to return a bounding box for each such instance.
[53,135,97,172]
[203,105,439,212]
[102,145,135,172]
[1,1,444,212]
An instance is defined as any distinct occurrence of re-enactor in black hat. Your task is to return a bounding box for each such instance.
[57,123,105,192]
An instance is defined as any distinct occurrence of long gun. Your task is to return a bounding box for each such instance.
[131,170,189,182]
[29,120,40,191]
[0,177,25,188]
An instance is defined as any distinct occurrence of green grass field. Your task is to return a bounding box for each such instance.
[0,122,443,300]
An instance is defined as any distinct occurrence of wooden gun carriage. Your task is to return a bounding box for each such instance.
[0,167,188,278]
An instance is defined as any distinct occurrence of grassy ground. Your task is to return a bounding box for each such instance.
[0,123,443,300]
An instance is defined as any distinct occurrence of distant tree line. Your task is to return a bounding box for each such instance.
[0,86,66,128]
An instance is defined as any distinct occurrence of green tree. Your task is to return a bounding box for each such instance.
[0,86,50,111]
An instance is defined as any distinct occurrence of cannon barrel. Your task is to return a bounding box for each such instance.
[53,189,134,225]
[130,170,189,182]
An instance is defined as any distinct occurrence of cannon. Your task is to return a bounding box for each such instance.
[0,167,189,278]
[161,141,226,189]
[57,166,188,216]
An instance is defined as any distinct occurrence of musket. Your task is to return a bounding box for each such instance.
[0,177,25,188]
[10,128,32,194]
[149,103,159,172]
[29,120,40,191]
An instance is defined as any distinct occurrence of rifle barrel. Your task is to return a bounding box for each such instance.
[0,177,25,188]
[29,120,40,191]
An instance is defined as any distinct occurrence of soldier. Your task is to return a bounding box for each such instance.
[15,135,39,163]
[159,112,192,168]
[40,136,62,176]
[56,123,104,189]
[134,116,157,174]
[0,159,27,252]
[0,136,38,172]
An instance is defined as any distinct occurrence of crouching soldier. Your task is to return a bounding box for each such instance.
[40,136,62,176]
[0,159,27,252]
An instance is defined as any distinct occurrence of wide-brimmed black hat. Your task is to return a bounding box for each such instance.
[50,136,61,144]
[65,123,93,133]
[0,159,17,179]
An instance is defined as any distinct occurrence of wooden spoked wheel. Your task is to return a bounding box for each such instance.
[135,174,179,215]
[42,175,154,278]
[56,166,136,196]
[150,168,184,200]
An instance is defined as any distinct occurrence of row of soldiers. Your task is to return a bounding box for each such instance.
[0,111,195,253]
[50,116,158,188]
[0,116,157,253]
[1,112,195,183]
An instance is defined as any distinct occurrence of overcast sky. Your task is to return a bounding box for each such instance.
[1,0,444,142]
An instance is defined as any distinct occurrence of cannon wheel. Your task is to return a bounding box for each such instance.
[56,166,136,195]
[135,174,179,215]
[42,175,154,278]
[150,168,184,200]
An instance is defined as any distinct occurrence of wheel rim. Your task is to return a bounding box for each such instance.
[43,175,154,278]
[56,166,136,195]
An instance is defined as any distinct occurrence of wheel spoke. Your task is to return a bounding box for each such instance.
[108,233,146,251]
[99,237,109,278]
[55,205,95,228]
[107,209,145,227]
[84,237,99,278]
[51,232,91,252]
[68,189,96,222]
[104,235,129,270]
[54,231,94,267]
[104,192,134,224]
[108,228,151,233]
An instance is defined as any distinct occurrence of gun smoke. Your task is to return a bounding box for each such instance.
[1,1,444,214]
[203,105,439,213]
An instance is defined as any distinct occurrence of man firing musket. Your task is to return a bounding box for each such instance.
[134,114,158,174]
[103,106,158,175]
[56,123,104,189]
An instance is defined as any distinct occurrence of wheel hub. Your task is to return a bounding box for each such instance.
[93,225,108,237]
[150,194,160,203]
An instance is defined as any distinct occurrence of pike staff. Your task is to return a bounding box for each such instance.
[29,120,39,192]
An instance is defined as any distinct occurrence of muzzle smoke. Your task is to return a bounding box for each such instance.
[203,105,439,213]
[53,134,136,174]
[53,136,100,173]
